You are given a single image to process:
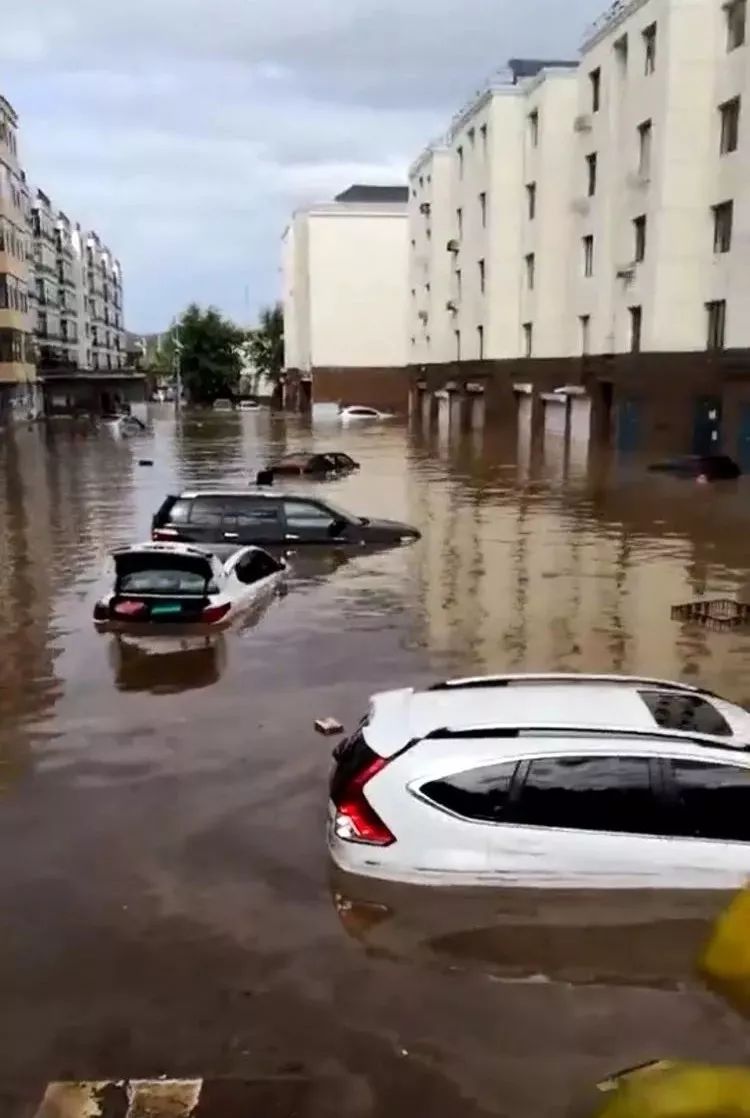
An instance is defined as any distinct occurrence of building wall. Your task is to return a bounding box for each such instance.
[283,200,408,377]
[0,94,34,395]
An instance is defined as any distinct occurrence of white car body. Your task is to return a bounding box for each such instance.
[239,400,261,411]
[339,405,392,423]
[94,541,285,636]
[328,674,750,890]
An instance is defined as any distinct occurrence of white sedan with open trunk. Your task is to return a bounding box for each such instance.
[94,542,285,638]
[328,673,750,890]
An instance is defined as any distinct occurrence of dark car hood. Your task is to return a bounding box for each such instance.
[359,517,421,540]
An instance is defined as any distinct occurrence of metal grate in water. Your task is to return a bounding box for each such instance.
[671,599,750,631]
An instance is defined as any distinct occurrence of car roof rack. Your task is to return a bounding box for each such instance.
[422,724,746,750]
[428,673,714,697]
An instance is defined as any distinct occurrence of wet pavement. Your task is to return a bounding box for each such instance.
[2,408,750,1116]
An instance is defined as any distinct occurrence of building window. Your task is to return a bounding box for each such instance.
[720,96,741,154]
[643,22,657,74]
[638,119,653,177]
[590,68,601,112]
[713,200,734,253]
[580,314,591,355]
[455,329,461,360]
[586,152,598,197]
[528,110,539,148]
[629,305,643,353]
[477,325,484,359]
[457,146,464,177]
[480,123,488,155]
[633,214,647,262]
[456,207,463,237]
[583,234,594,277]
[727,0,746,50]
[526,182,537,220]
[706,300,727,349]
[478,259,486,293]
[479,192,487,227]
[468,127,476,148]
[456,269,462,297]
[522,322,533,357]
[525,253,535,291]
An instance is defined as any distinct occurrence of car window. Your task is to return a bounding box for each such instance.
[639,690,731,736]
[512,756,659,835]
[167,499,191,525]
[667,759,750,842]
[223,497,281,527]
[234,551,283,585]
[421,762,519,822]
[188,498,225,527]
[120,567,208,595]
[349,407,376,416]
[283,499,337,531]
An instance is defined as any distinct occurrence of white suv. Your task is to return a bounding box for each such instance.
[327,674,750,889]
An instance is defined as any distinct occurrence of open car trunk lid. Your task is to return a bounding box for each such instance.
[110,548,223,624]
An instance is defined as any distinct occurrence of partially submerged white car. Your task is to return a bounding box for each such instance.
[328,673,750,890]
[94,542,285,635]
[339,405,393,423]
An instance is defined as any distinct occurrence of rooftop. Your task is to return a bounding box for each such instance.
[582,0,651,50]
[334,184,409,204]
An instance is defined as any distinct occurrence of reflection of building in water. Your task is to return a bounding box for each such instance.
[410,441,750,696]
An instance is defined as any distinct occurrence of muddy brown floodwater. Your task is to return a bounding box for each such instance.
[2,408,750,1117]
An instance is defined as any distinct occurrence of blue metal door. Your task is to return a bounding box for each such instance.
[616,398,641,453]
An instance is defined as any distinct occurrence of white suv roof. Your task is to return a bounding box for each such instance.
[364,674,750,757]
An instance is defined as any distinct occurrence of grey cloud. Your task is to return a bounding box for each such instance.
[1,0,602,330]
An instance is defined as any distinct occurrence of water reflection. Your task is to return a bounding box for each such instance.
[330,874,724,990]
[109,634,228,694]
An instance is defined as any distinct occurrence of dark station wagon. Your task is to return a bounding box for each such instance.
[152,490,420,551]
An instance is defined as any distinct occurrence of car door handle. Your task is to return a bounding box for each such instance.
[286,534,300,540]
[224,532,239,540]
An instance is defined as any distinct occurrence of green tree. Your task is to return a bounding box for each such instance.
[246,303,284,384]
[175,304,243,404]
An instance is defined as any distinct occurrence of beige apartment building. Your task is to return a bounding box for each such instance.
[0,95,36,419]
[282,184,410,408]
[409,0,750,383]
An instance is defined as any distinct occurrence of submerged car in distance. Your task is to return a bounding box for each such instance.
[94,541,285,634]
[328,672,750,889]
[339,405,392,423]
[262,451,360,479]
[151,490,420,550]
[648,455,741,480]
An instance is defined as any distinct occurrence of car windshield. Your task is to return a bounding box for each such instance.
[119,567,212,595]
[313,498,357,524]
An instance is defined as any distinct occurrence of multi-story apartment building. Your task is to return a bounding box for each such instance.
[29,189,64,372]
[55,212,80,369]
[82,231,125,371]
[409,60,578,366]
[407,0,750,446]
[283,184,410,408]
[0,95,36,418]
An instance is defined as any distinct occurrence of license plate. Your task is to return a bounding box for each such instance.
[151,603,183,617]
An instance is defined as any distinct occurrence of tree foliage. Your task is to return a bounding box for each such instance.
[176,304,243,403]
[246,303,284,384]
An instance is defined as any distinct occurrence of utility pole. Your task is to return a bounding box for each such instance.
[173,322,183,412]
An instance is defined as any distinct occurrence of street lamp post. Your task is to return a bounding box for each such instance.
[173,325,183,411]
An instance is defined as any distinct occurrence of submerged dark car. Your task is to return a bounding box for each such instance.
[262,451,360,480]
[152,489,420,550]
[648,454,741,480]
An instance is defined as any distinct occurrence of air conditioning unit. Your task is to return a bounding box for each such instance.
[616,263,636,280]
[446,239,460,253]
[446,300,458,313]
[418,309,429,322]
[574,113,592,132]
[419,201,431,215]
[571,197,591,216]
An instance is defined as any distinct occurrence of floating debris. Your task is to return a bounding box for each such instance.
[315,717,344,736]
[671,599,750,632]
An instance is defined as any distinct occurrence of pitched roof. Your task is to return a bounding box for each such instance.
[334,184,409,204]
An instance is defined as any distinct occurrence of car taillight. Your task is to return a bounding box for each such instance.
[331,738,395,846]
[201,602,231,624]
[113,600,148,619]
[152,527,179,541]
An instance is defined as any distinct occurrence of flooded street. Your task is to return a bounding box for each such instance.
[2,408,750,1116]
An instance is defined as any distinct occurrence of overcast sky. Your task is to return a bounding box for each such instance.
[1,0,601,333]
